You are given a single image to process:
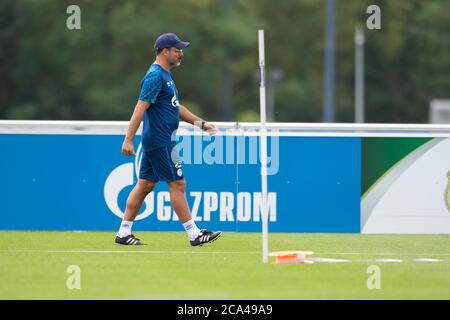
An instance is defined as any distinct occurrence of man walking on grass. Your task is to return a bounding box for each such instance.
[116,33,222,246]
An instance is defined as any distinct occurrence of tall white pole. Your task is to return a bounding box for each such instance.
[324,0,336,122]
[259,29,269,264]
[355,24,365,123]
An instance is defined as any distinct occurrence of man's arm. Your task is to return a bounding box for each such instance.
[122,100,150,156]
[179,104,217,134]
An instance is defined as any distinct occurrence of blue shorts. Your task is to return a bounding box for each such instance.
[139,145,184,182]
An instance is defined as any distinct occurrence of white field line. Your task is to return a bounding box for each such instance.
[1,250,449,263]
[311,258,449,263]
[319,252,450,256]
[0,249,260,254]
[1,250,450,256]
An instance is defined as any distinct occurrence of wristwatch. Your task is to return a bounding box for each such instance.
[201,121,206,130]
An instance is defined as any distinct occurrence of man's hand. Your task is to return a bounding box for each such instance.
[203,122,218,135]
[122,138,136,156]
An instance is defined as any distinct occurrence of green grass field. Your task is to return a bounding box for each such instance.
[0,231,449,299]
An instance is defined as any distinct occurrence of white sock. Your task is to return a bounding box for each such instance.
[117,220,133,238]
[182,219,201,240]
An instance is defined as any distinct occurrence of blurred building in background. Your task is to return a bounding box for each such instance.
[430,100,450,124]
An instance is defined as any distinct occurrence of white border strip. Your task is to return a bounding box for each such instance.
[2,120,450,137]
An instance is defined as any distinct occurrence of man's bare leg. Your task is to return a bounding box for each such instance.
[116,179,156,239]
[168,179,202,241]
[167,179,193,223]
[168,179,222,245]
[124,179,156,221]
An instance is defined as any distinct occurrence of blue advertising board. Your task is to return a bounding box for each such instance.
[0,133,360,232]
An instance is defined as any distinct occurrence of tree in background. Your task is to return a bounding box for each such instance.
[0,0,449,123]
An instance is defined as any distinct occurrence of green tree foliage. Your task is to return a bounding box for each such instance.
[0,0,449,123]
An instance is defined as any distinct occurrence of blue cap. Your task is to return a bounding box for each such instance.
[154,33,190,50]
